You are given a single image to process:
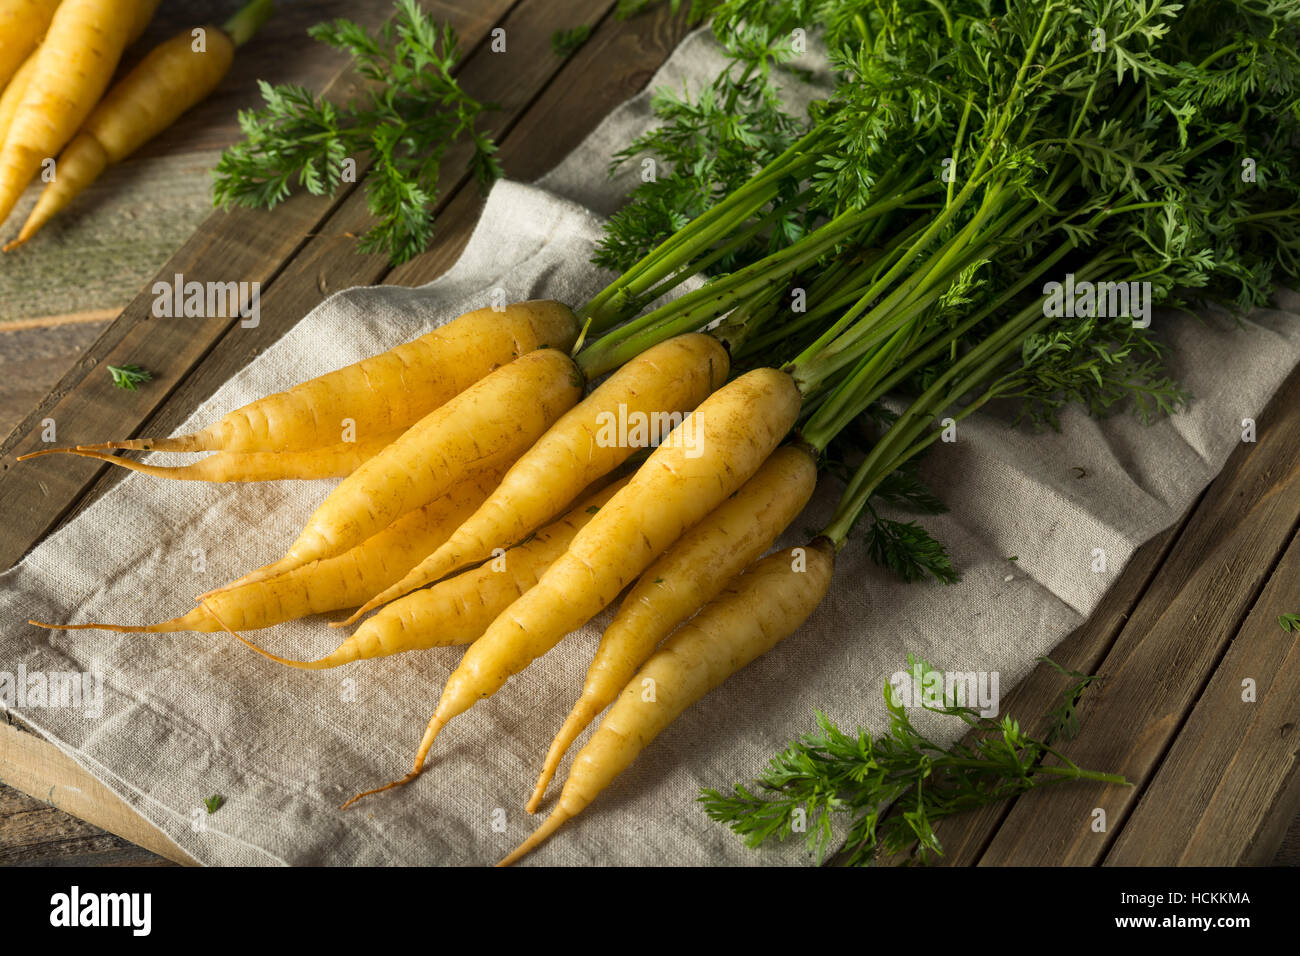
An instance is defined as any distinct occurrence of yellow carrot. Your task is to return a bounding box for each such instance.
[526,443,818,812]
[500,540,836,865]
[73,300,577,454]
[0,48,39,150]
[17,427,404,481]
[29,468,504,636]
[342,333,728,624]
[352,368,802,798]
[213,348,585,594]
[0,0,161,226]
[0,0,59,93]
[236,477,630,678]
[6,0,273,250]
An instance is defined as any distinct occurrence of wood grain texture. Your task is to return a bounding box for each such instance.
[0,320,112,438]
[0,782,175,866]
[1105,529,1300,865]
[974,366,1300,865]
[0,721,192,865]
[0,1,410,324]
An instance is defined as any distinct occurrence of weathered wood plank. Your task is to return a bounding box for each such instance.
[1105,530,1300,865]
[0,320,113,439]
[0,2,421,326]
[0,721,193,865]
[0,782,175,866]
[974,366,1300,866]
[0,0,514,571]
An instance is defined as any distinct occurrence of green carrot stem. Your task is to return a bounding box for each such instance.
[820,253,1127,546]
[576,210,867,378]
[223,0,274,46]
[579,127,829,329]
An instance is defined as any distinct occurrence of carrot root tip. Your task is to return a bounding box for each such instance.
[29,619,147,633]
[497,810,570,867]
[340,770,424,810]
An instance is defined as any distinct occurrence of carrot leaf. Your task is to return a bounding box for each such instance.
[107,365,152,391]
[551,25,591,58]
[213,0,500,265]
[700,656,1126,865]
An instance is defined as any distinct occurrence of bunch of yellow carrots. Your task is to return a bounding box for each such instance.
[25,299,835,865]
[0,0,271,249]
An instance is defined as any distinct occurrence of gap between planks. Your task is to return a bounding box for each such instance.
[968,365,1300,866]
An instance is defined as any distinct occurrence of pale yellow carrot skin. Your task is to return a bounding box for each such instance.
[526,443,818,812]
[29,469,504,636]
[17,428,406,481]
[245,477,631,675]
[8,24,235,248]
[500,540,836,865]
[0,0,161,225]
[0,0,59,92]
[0,48,39,150]
[222,348,585,593]
[342,333,729,624]
[77,301,578,454]
[398,367,802,777]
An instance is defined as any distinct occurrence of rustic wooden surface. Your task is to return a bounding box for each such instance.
[0,0,420,434]
[1,0,1296,867]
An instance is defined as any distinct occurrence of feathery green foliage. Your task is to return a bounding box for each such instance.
[700,657,1125,865]
[212,0,500,264]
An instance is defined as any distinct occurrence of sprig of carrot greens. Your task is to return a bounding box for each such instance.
[212,0,500,264]
[107,364,152,391]
[550,25,591,58]
[699,656,1126,865]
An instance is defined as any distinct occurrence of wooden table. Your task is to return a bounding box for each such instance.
[1,0,1297,867]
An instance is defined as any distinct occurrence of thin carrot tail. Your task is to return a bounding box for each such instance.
[16,447,89,462]
[498,807,573,866]
[411,713,447,776]
[340,712,447,811]
[28,604,213,634]
[30,619,152,633]
[199,598,341,670]
[527,699,600,814]
[339,770,423,810]
[17,446,182,478]
[342,711,447,810]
